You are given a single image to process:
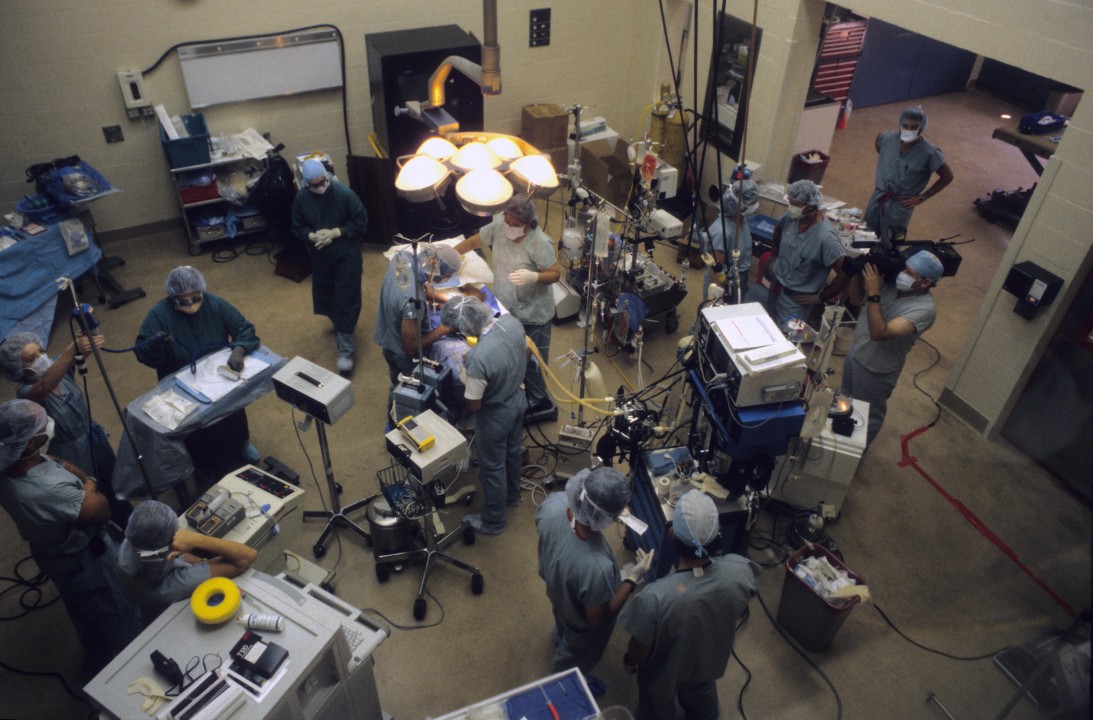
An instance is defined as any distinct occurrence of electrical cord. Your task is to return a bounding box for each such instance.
[732,608,754,720]
[872,603,1011,661]
[360,587,446,631]
[755,586,844,719]
[290,407,344,576]
[211,239,278,265]
[0,556,61,619]
[0,658,87,703]
[912,337,943,428]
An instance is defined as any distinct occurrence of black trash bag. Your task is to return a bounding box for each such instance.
[248,146,298,244]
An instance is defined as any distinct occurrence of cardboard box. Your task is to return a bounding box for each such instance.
[580,138,632,208]
[542,145,569,175]
[521,104,568,150]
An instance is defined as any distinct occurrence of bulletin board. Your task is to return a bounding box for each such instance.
[179,30,342,108]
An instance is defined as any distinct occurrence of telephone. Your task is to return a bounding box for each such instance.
[184,486,245,537]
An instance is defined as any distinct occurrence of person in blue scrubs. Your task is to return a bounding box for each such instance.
[440,296,527,535]
[536,466,654,698]
[702,178,759,303]
[1,330,130,525]
[619,490,758,720]
[767,180,847,327]
[864,105,953,248]
[0,400,141,673]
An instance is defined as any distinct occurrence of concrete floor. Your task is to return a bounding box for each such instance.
[1,88,1089,719]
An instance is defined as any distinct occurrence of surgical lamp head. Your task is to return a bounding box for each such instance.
[566,467,631,532]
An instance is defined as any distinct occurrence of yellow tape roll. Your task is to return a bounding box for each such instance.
[190,577,242,624]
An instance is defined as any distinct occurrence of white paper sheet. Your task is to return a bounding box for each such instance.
[713,314,782,350]
[140,388,198,430]
[173,349,269,403]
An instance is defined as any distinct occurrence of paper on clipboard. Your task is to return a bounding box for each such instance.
[173,349,269,403]
[712,314,783,351]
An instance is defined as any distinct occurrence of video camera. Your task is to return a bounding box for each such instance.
[844,233,964,281]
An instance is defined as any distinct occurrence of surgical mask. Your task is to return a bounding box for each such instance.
[900,128,919,143]
[41,417,55,443]
[786,206,805,220]
[174,293,203,314]
[308,177,330,195]
[504,223,525,241]
[569,514,578,534]
[895,272,915,292]
[29,354,52,378]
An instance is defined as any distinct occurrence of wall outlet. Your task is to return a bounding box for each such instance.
[820,503,837,520]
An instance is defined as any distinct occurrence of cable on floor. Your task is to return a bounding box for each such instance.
[755,586,844,719]
[912,337,943,428]
[360,587,446,632]
[732,608,754,720]
[0,659,88,703]
[0,556,61,619]
[873,603,1012,661]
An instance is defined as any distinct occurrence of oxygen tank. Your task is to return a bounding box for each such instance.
[650,81,686,169]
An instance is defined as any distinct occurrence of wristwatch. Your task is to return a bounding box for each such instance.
[867,294,881,303]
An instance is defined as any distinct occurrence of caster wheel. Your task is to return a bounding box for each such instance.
[623,532,636,552]
[335,483,343,495]
[187,244,202,257]
[463,525,476,545]
[464,491,475,506]
[313,544,326,559]
[665,314,680,334]
[413,597,427,621]
[375,563,390,583]
[320,581,335,594]
[471,573,484,595]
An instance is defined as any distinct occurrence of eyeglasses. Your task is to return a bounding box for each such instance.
[174,292,203,308]
[308,177,329,190]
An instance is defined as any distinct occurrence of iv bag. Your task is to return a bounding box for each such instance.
[593,211,611,259]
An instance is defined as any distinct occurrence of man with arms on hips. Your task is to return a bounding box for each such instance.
[766,179,848,328]
[374,243,462,386]
[841,250,942,446]
[536,466,654,698]
[619,490,758,720]
[864,105,954,248]
[439,296,526,535]
[0,399,141,673]
[291,158,369,374]
[452,195,561,417]
[116,500,257,626]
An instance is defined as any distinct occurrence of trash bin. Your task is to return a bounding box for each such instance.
[788,150,830,185]
[776,544,864,651]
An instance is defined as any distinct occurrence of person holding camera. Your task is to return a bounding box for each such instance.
[841,250,943,445]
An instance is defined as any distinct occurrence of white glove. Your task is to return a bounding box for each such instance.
[621,548,655,585]
[508,268,538,286]
[311,228,339,249]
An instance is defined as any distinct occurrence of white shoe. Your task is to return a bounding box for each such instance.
[336,356,353,373]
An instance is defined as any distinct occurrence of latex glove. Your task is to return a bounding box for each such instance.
[311,229,333,249]
[508,268,538,286]
[127,676,169,715]
[228,346,246,372]
[622,548,655,585]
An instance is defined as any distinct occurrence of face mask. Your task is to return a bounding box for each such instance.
[786,206,805,220]
[41,417,55,443]
[504,223,525,241]
[308,177,330,195]
[174,293,203,314]
[29,354,51,378]
[895,272,915,292]
[900,128,919,143]
[569,514,578,534]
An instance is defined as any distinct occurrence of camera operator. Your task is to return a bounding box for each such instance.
[841,250,943,446]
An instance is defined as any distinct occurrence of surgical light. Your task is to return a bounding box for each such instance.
[395,131,558,217]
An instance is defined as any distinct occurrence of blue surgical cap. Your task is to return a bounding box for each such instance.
[734,178,760,206]
[301,159,327,182]
[164,266,206,296]
[504,195,538,229]
[126,500,178,550]
[419,244,461,278]
[900,105,927,133]
[787,180,823,208]
[0,332,42,382]
[0,399,47,469]
[906,250,943,284]
[673,490,719,557]
[440,296,492,337]
[566,467,631,531]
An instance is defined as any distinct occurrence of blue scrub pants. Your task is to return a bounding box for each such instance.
[636,676,719,720]
[473,389,526,531]
[552,608,614,675]
[840,352,900,445]
[32,532,142,672]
